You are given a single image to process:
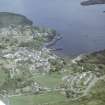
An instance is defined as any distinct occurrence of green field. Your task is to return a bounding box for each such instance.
[32,73,63,88]
[10,92,67,105]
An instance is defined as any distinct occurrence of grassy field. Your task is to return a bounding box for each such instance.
[10,92,67,105]
[32,73,63,88]
[0,69,7,88]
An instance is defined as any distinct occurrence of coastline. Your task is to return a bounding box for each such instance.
[0,12,105,105]
[81,0,105,6]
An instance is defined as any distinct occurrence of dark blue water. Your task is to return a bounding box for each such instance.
[0,0,105,56]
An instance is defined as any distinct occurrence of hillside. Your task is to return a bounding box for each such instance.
[0,12,105,105]
[0,12,32,28]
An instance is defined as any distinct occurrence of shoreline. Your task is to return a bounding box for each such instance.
[81,0,105,6]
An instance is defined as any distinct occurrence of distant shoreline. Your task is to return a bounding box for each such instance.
[81,0,105,6]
